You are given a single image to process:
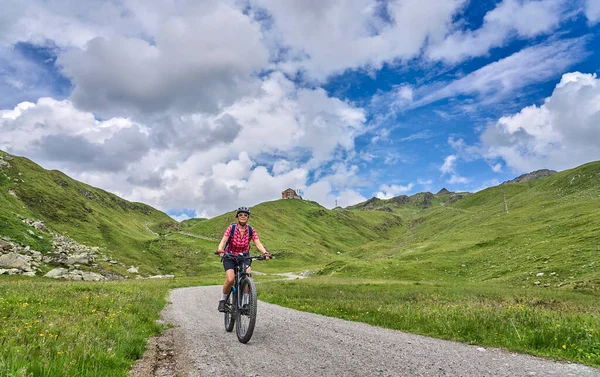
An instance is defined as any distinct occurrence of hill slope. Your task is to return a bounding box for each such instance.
[322,162,600,290]
[0,150,195,276]
[2,148,598,290]
[348,189,471,214]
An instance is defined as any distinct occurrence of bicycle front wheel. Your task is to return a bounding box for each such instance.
[236,277,257,343]
[224,290,236,332]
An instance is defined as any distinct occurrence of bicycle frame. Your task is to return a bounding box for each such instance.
[223,253,265,315]
[229,254,251,312]
[219,252,267,343]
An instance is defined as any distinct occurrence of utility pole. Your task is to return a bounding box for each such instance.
[335,199,338,207]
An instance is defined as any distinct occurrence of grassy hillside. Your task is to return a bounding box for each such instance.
[0,150,201,275]
[181,198,405,271]
[2,147,598,287]
[304,161,600,290]
[348,189,471,213]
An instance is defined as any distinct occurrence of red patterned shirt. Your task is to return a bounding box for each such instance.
[223,224,259,255]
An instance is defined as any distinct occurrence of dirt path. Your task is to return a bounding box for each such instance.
[131,285,600,377]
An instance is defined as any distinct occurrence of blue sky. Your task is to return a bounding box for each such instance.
[1,0,600,219]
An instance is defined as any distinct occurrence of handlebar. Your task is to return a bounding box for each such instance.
[214,251,273,260]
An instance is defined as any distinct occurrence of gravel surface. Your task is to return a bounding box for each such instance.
[160,285,600,377]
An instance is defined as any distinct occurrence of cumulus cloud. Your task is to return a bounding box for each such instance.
[440,154,471,184]
[0,70,368,216]
[440,155,457,174]
[428,0,566,62]
[586,0,600,23]
[57,3,268,117]
[225,72,366,166]
[481,71,600,172]
[375,183,414,199]
[251,0,465,80]
[0,98,150,172]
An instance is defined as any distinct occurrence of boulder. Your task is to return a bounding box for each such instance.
[45,268,68,278]
[0,268,21,275]
[43,253,68,265]
[0,252,31,271]
[127,266,139,274]
[0,240,12,251]
[63,271,84,281]
[81,272,106,281]
[66,253,94,265]
[32,221,46,231]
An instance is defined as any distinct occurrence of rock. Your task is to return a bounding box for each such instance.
[0,240,12,251]
[534,281,541,285]
[32,221,46,231]
[43,253,68,265]
[536,272,544,277]
[66,253,94,265]
[148,275,175,279]
[29,250,42,261]
[81,272,106,281]
[23,272,36,277]
[127,266,139,274]
[501,169,557,185]
[0,252,32,271]
[0,268,21,275]
[45,268,68,278]
[63,272,83,281]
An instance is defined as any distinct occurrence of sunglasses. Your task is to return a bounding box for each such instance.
[237,213,249,217]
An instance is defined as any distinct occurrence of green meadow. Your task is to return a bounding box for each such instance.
[0,276,220,376]
[1,149,599,375]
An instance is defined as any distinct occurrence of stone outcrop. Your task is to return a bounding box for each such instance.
[44,268,106,281]
[501,169,557,185]
[0,217,116,280]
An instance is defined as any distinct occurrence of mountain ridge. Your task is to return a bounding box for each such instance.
[2,149,599,291]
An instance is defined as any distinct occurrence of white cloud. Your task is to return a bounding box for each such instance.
[171,213,193,222]
[0,97,139,155]
[492,163,503,173]
[272,160,292,175]
[440,155,457,174]
[586,0,600,23]
[375,183,414,199]
[57,3,268,117]
[428,0,566,62]
[416,38,588,108]
[481,71,600,173]
[226,72,366,166]
[0,71,367,217]
[440,154,470,185]
[251,0,465,80]
[447,175,471,184]
[337,189,367,208]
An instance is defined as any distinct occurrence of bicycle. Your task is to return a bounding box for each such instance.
[215,251,268,343]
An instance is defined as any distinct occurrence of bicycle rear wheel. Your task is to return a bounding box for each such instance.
[236,277,257,343]
[224,290,236,332]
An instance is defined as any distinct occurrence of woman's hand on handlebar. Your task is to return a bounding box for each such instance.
[216,249,225,257]
[264,252,271,260]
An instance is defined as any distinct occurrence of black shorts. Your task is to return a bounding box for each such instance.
[223,253,252,271]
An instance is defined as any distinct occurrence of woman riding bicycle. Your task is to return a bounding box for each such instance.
[216,206,270,312]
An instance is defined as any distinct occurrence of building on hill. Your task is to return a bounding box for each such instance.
[282,188,302,200]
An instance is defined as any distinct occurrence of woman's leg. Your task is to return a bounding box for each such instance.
[223,269,235,293]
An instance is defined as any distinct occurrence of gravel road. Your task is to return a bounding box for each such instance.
[161,285,600,377]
